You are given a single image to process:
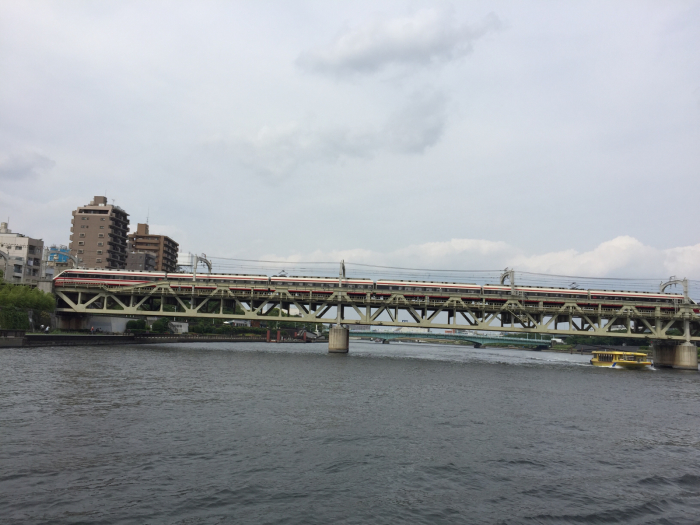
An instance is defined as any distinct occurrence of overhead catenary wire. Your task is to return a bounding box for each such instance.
[201,255,699,299]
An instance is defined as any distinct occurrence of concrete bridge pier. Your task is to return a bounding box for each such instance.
[652,341,698,370]
[328,326,349,353]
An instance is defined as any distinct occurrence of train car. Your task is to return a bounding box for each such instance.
[512,286,590,299]
[375,279,481,297]
[590,289,686,308]
[54,268,166,287]
[270,276,374,294]
[167,273,270,291]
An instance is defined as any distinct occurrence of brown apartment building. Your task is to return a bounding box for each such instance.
[69,196,130,269]
[127,223,179,272]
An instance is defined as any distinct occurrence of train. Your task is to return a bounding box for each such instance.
[52,268,693,308]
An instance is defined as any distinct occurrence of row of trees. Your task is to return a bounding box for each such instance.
[0,279,55,312]
[0,272,55,329]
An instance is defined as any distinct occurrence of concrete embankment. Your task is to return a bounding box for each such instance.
[1,333,269,348]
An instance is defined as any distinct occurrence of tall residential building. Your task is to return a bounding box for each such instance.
[127,223,179,272]
[0,222,44,284]
[69,196,130,269]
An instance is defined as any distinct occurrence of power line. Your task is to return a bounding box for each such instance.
[202,255,699,297]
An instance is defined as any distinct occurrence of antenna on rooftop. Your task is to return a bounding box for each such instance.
[146,207,150,225]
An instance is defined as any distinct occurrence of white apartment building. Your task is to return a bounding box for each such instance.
[0,222,45,285]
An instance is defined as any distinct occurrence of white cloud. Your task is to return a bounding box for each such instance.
[510,236,666,277]
[297,8,502,75]
[260,236,700,280]
[210,92,448,179]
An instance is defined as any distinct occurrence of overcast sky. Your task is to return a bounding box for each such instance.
[1,1,699,279]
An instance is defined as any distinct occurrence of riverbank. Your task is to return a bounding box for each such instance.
[0,333,271,348]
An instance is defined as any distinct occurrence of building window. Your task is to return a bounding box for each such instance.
[100,226,105,229]
[96,258,102,263]
[97,250,102,255]
[15,246,21,250]
[78,249,84,254]
[82,217,88,220]
[100,218,106,221]
[98,233,104,238]
[79,233,85,237]
[78,241,84,246]
[98,242,104,246]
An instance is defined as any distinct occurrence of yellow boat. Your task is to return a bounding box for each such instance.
[590,350,652,369]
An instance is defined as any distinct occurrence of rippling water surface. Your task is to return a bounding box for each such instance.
[1,341,699,524]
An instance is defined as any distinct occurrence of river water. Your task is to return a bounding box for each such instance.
[1,341,699,524]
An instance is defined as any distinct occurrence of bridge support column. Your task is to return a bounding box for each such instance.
[652,341,698,370]
[328,326,349,353]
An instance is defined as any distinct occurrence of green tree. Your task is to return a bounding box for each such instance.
[126,319,147,330]
[151,317,171,333]
[0,306,30,329]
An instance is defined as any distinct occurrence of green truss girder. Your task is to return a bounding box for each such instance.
[53,283,700,342]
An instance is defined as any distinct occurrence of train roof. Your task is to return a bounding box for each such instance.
[376,279,478,286]
[271,275,373,283]
[590,289,684,298]
[170,273,268,279]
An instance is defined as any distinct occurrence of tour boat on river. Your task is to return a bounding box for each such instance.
[590,350,653,369]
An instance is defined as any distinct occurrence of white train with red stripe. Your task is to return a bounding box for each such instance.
[53,269,692,307]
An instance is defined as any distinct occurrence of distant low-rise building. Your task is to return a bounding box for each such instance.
[46,244,71,274]
[169,322,189,334]
[0,222,44,285]
[177,252,195,271]
[127,223,179,272]
[348,325,372,331]
[223,320,251,327]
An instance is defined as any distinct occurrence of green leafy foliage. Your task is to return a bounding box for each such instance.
[0,282,55,312]
[187,317,320,335]
[0,306,30,330]
[126,319,147,330]
[151,317,171,333]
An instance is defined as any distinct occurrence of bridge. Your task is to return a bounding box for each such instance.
[349,331,551,348]
[52,270,699,369]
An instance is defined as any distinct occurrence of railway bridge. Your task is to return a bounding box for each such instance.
[52,270,700,369]
[349,331,551,348]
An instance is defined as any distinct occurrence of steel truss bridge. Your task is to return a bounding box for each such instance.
[54,278,700,343]
[349,331,551,348]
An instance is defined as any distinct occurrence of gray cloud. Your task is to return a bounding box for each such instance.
[0,151,55,181]
[384,92,448,153]
[297,9,502,75]
[214,92,448,179]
